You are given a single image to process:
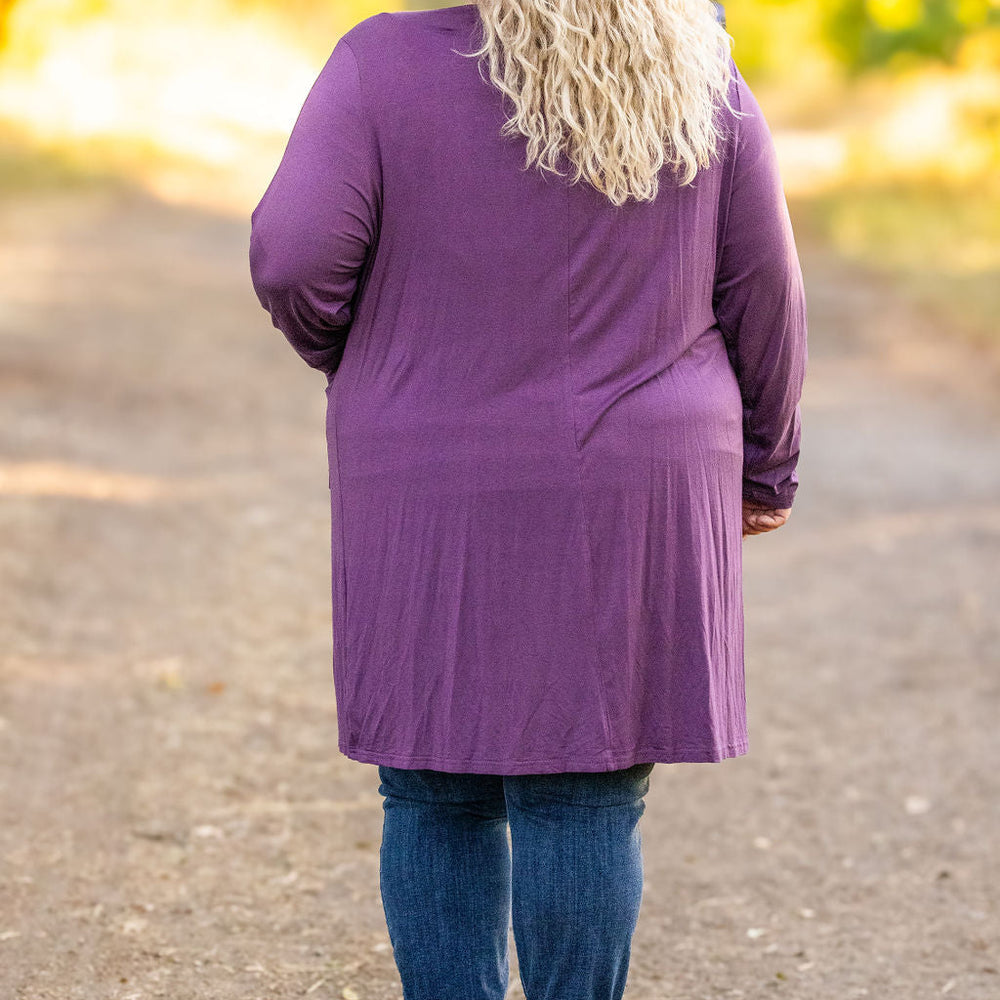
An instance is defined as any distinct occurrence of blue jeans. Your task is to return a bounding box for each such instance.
[376,761,655,1000]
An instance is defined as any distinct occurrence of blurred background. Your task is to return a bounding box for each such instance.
[2,0,998,344]
[1,4,999,1000]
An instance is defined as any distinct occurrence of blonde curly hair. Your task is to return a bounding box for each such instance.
[456,0,740,206]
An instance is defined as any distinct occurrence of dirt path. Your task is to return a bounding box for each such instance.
[1,181,998,1000]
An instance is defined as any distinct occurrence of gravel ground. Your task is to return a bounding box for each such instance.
[1,181,998,1000]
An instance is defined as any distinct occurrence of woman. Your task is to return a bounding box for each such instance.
[248,1,807,997]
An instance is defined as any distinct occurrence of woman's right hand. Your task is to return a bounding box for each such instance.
[742,500,791,537]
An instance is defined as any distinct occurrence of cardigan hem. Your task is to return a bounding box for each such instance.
[338,738,749,774]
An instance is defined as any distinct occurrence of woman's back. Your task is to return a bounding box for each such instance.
[249,2,807,774]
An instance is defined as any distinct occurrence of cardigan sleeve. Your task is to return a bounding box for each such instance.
[249,35,381,379]
[713,63,808,510]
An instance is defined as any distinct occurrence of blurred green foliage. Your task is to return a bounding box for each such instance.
[718,0,1000,82]
[823,0,999,74]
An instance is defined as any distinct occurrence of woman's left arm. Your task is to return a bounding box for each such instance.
[249,35,381,379]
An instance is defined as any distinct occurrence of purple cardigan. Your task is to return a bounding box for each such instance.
[249,4,808,774]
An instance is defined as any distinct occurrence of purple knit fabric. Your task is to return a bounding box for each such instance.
[249,4,808,774]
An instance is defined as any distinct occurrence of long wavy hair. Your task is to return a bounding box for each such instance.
[456,0,741,206]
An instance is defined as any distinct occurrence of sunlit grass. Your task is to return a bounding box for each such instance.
[0,116,276,214]
[801,178,1000,351]
[0,116,171,195]
[0,0,397,212]
[818,181,1000,275]
[0,118,118,192]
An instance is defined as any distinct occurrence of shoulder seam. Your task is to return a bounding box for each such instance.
[339,36,383,192]
[714,61,743,287]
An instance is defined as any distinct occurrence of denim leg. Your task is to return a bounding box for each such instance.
[503,762,655,1000]
[376,765,511,1000]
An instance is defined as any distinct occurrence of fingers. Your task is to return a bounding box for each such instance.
[741,505,791,537]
